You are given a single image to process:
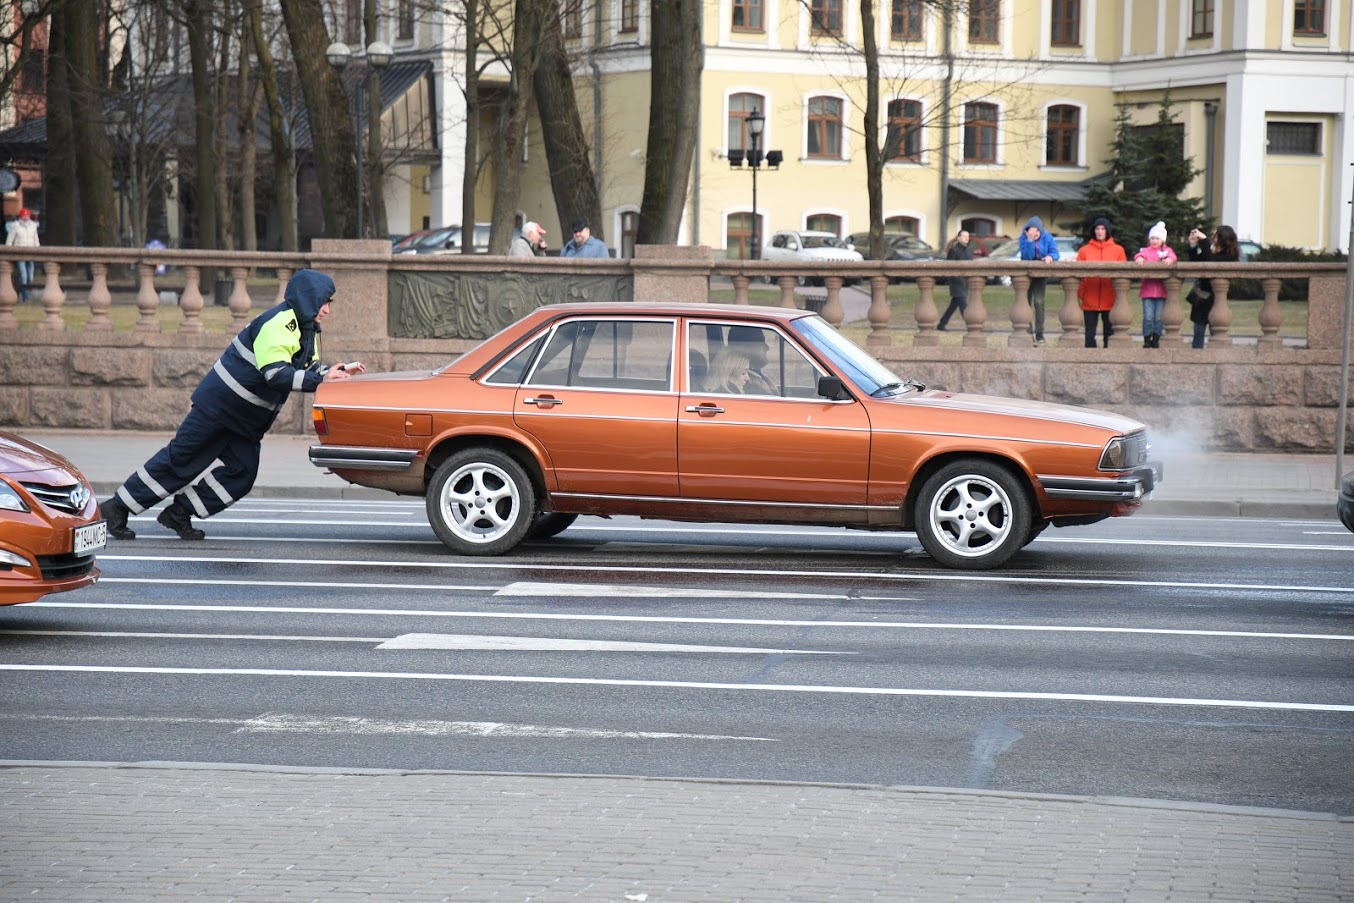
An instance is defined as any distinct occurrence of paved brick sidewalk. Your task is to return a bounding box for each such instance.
[2,764,1350,902]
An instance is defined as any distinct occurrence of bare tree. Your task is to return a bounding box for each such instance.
[247,0,298,251]
[636,0,701,245]
[53,0,117,246]
[532,0,600,239]
[362,0,387,239]
[486,0,545,252]
[459,0,481,252]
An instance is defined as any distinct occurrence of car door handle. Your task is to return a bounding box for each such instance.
[523,396,563,407]
[685,404,725,416]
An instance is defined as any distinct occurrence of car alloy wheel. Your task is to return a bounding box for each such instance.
[914,459,1031,569]
[426,448,536,555]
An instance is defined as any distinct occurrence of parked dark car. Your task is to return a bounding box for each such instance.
[1339,471,1354,533]
[846,232,939,283]
[969,234,1013,258]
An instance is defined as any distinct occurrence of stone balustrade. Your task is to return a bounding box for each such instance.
[0,241,1349,452]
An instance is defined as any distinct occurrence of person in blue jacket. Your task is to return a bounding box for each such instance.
[1018,215,1059,345]
[99,269,359,541]
[559,218,610,258]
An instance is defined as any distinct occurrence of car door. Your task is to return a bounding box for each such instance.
[678,320,871,512]
[513,317,679,498]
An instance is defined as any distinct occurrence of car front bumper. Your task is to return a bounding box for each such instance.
[1039,460,1163,503]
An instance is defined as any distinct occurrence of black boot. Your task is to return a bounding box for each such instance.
[1143,336,1151,348]
[101,496,136,541]
[1151,333,1160,348]
[157,497,206,541]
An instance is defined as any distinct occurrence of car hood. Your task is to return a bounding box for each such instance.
[0,432,82,482]
[892,389,1145,434]
[798,248,864,262]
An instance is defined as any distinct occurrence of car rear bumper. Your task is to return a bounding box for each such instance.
[309,445,419,472]
[1039,461,1163,503]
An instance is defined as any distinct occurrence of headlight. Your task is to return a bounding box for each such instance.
[1099,433,1150,471]
[0,481,30,513]
[1099,437,1129,470]
[0,549,32,567]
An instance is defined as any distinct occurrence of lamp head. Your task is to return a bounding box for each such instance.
[367,41,393,68]
[766,149,783,170]
[326,41,352,69]
[747,107,765,140]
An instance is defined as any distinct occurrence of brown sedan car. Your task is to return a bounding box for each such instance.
[310,303,1161,569]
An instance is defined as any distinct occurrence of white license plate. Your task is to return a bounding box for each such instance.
[74,521,107,555]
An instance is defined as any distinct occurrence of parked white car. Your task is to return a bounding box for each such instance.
[762,230,864,285]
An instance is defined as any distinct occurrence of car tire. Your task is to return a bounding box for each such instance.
[1023,520,1048,547]
[528,512,578,539]
[426,448,536,556]
[914,459,1031,569]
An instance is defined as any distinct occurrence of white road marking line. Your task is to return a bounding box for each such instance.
[1035,536,1353,552]
[97,577,491,591]
[3,664,1349,713]
[0,712,775,742]
[0,630,383,643]
[26,601,1354,641]
[495,581,844,599]
[92,554,1354,594]
[377,633,845,654]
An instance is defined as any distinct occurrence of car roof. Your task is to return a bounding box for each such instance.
[523,302,815,323]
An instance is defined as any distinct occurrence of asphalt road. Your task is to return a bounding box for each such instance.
[2,499,1351,815]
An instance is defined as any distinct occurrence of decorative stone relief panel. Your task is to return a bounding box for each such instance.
[389,272,634,340]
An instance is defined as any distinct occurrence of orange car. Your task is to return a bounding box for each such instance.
[0,431,105,604]
[310,303,1161,569]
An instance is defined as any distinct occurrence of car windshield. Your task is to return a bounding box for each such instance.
[414,227,459,248]
[888,235,933,251]
[802,235,848,250]
[792,315,908,395]
[988,239,1021,258]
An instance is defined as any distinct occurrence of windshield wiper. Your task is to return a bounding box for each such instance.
[870,382,903,397]
[870,378,925,398]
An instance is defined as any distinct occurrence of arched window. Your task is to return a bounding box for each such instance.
[885,99,922,162]
[726,212,758,260]
[961,217,998,236]
[807,96,843,159]
[886,216,921,235]
[728,93,765,154]
[962,102,998,163]
[1045,105,1079,166]
[807,214,842,236]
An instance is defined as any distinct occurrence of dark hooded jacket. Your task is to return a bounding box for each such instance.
[191,268,335,437]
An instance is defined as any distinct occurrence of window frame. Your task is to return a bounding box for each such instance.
[806,95,844,160]
[727,92,765,154]
[811,0,844,36]
[1266,121,1322,156]
[620,0,639,33]
[962,102,999,164]
[1045,104,1080,166]
[891,0,924,41]
[1050,0,1080,46]
[1294,0,1326,35]
[968,0,1000,44]
[885,98,923,163]
[732,0,764,32]
[1190,0,1214,38]
[397,0,415,40]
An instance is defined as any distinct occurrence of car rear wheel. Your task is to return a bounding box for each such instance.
[528,512,578,539]
[426,448,536,555]
[914,460,1030,569]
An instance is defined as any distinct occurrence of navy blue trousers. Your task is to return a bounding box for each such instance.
[114,406,262,519]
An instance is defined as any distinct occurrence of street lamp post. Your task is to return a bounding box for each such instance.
[728,107,781,260]
[326,40,392,238]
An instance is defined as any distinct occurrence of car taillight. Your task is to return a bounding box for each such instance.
[312,407,328,436]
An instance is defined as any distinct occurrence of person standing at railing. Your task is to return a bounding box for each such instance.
[937,229,972,332]
[560,218,609,258]
[509,221,549,257]
[1076,217,1126,348]
[1186,224,1239,349]
[1018,216,1059,346]
[99,269,360,541]
[1134,222,1177,349]
[5,208,40,303]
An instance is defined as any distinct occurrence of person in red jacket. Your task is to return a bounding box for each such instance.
[1076,217,1126,348]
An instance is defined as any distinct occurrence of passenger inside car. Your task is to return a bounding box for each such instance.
[705,349,752,394]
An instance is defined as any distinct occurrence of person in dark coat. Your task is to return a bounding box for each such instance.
[937,230,972,331]
[1186,224,1239,349]
[99,269,358,540]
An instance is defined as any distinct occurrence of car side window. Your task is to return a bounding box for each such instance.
[484,335,544,385]
[688,322,823,399]
[772,234,786,249]
[526,319,673,391]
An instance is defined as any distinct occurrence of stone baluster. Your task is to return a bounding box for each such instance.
[821,276,844,326]
[1008,275,1032,346]
[1257,277,1283,348]
[777,276,797,308]
[1107,277,1133,348]
[274,268,291,306]
[962,274,989,348]
[866,275,891,348]
[87,263,113,332]
[38,262,65,331]
[133,263,161,332]
[1058,276,1081,343]
[0,261,18,330]
[913,276,939,346]
[1208,278,1234,345]
[730,274,750,306]
[228,267,252,333]
[1162,276,1184,344]
[178,266,206,335]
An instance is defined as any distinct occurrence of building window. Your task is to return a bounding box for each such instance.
[886,216,921,234]
[961,217,998,236]
[732,0,763,31]
[1050,0,1080,46]
[885,99,922,162]
[891,0,923,40]
[1294,0,1326,34]
[807,214,842,236]
[397,0,415,39]
[621,0,638,33]
[1190,0,1213,37]
[728,93,764,153]
[19,48,44,93]
[962,102,998,163]
[1266,122,1321,155]
[1045,105,1079,165]
[345,0,362,43]
[726,213,757,260]
[807,96,843,159]
[811,0,843,36]
[968,0,999,43]
[562,0,582,38]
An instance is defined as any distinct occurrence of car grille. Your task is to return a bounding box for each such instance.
[22,481,91,514]
[36,551,97,581]
[1123,431,1151,468]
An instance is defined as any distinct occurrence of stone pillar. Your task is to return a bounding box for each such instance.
[309,239,394,366]
[1162,276,1184,343]
[39,262,65,331]
[1008,275,1032,346]
[1209,278,1234,345]
[0,261,16,330]
[1258,277,1283,348]
[134,263,161,333]
[913,276,939,346]
[866,275,891,348]
[1107,277,1133,348]
[963,276,989,348]
[87,263,113,333]
[630,244,712,304]
[821,277,845,326]
[1058,276,1081,343]
[179,267,205,335]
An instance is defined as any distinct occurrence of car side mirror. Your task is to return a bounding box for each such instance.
[787,241,799,251]
[817,375,848,400]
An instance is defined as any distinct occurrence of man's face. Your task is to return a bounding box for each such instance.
[1094,224,1108,240]
[573,226,590,243]
[1025,226,1041,240]
[316,301,332,323]
[958,231,970,245]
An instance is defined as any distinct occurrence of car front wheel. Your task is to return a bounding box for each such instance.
[914,460,1030,569]
[426,448,536,555]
